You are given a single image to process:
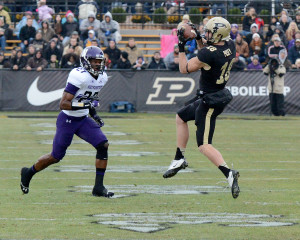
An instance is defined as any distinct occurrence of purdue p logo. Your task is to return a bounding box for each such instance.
[146,77,195,105]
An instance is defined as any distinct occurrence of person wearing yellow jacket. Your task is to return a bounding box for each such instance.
[0,2,11,25]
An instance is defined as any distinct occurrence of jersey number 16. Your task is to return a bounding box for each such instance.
[216,58,235,85]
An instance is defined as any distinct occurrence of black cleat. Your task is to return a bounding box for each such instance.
[227,170,240,199]
[20,167,32,194]
[92,186,114,198]
[163,158,188,178]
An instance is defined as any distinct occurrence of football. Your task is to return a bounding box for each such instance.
[181,23,197,40]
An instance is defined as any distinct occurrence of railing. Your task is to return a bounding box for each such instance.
[4,0,300,29]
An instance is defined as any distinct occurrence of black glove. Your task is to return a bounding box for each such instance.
[189,23,201,40]
[278,73,284,77]
[93,114,105,127]
[177,27,188,53]
[89,106,104,127]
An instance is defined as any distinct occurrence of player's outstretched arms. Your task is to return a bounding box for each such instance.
[179,55,207,74]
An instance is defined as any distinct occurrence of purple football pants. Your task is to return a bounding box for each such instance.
[51,112,107,160]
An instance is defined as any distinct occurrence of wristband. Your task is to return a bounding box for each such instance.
[71,101,90,110]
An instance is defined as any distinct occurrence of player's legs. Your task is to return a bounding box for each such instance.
[195,102,240,198]
[76,117,114,197]
[163,100,201,178]
[20,112,77,194]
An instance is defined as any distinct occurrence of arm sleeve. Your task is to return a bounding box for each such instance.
[64,82,80,95]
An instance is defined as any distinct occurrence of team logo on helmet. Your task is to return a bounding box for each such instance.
[204,17,231,45]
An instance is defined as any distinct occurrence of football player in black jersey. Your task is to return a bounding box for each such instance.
[163,17,240,199]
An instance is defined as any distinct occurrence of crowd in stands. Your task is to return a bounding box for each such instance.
[0,0,299,71]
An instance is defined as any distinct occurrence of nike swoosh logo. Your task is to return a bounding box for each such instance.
[27,77,64,106]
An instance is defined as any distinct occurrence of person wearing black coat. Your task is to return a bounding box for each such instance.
[61,13,79,46]
[148,52,166,69]
[103,40,121,68]
[116,51,131,69]
[43,40,62,62]
[19,18,36,53]
[11,50,27,70]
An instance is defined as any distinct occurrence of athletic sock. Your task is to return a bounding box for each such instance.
[95,168,106,188]
[26,165,37,178]
[218,163,230,178]
[174,147,185,160]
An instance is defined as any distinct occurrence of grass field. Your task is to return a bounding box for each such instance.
[1,112,300,240]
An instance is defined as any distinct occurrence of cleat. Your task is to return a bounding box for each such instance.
[92,186,114,198]
[227,170,240,199]
[20,167,31,194]
[163,158,188,178]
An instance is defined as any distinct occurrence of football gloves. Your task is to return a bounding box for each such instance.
[89,105,104,127]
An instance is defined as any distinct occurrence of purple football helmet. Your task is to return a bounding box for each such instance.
[80,46,105,76]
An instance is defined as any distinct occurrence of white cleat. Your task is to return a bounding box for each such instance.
[163,158,188,178]
[227,170,240,199]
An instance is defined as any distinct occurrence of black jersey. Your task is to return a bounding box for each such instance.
[197,39,236,93]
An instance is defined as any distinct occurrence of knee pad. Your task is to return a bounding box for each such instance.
[96,141,109,160]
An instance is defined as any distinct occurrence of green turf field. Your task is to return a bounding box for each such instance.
[1,112,300,240]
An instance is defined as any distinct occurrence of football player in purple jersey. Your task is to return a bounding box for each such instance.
[20,46,114,198]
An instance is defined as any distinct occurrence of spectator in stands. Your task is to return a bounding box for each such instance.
[0,50,9,68]
[63,37,83,57]
[242,7,256,36]
[0,27,5,51]
[295,11,300,30]
[274,24,288,47]
[99,11,120,47]
[148,51,166,69]
[177,14,190,29]
[198,24,205,36]
[41,20,55,43]
[10,49,27,70]
[124,38,143,65]
[76,0,99,24]
[211,2,226,16]
[279,9,292,23]
[245,23,262,45]
[249,33,265,63]
[31,30,46,51]
[54,14,62,36]
[70,31,84,47]
[235,33,249,64]
[287,31,300,50]
[19,18,36,53]
[116,51,131,69]
[268,37,286,59]
[79,12,100,41]
[104,39,121,69]
[247,55,262,70]
[48,54,60,69]
[104,53,112,70]
[253,13,264,34]
[278,49,292,70]
[230,24,239,40]
[185,38,196,59]
[202,18,209,26]
[280,14,290,33]
[90,39,99,47]
[231,53,246,71]
[61,10,78,25]
[84,30,100,48]
[37,0,54,22]
[0,1,11,25]
[288,38,300,66]
[0,18,13,40]
[293,58,300,69]
[51,35,64,56]
[266,16,279,42]
[164,44,180,71]
[15,11,39,38]
[132,56,147,70]
[26,50,48,71]
[27,44,36,60]
[285,22,299,42]
[61,12,79,46]
[43,39,62,62]
[61,47,79,68]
